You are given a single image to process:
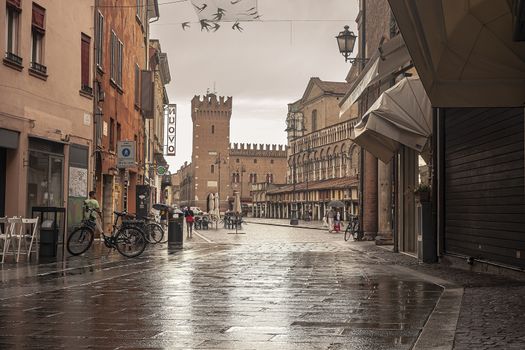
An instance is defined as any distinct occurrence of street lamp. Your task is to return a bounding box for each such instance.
[336,25,368,64]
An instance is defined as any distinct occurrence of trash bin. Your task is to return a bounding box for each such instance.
[168,214,184,248]
[32,207,66,258]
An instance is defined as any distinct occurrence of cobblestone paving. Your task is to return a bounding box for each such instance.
[0,224,442,349]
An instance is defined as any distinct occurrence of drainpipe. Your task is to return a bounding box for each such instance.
[359,0,366,233]
[92,0,99,193]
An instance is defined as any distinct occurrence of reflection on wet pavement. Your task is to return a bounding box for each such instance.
[0,225,442,349]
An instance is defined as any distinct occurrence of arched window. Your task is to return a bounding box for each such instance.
[311,110,318,131]
[211,125,215,134]
[211,164,215,174]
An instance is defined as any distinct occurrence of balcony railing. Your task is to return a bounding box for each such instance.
[30,61,47,75]
[4,52,23,66]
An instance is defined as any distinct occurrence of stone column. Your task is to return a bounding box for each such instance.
[376,161,393,245]
[363,151,378,240]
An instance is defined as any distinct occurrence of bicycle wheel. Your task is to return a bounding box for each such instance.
[353,224,361,241]
[114,227,147,258]
[344,224,352,241]
[67,226,94,256]
[145,223,164,243]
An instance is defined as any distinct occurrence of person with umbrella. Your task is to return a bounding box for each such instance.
[327,201,345,233]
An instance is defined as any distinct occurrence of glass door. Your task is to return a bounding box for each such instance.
[27,151,64,214]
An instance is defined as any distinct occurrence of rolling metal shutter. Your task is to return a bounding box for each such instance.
[444,107,525,268]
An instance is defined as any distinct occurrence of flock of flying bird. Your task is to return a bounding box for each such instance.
[181,0,261,32]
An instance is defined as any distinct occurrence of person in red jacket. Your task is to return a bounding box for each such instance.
[185,207,195,238]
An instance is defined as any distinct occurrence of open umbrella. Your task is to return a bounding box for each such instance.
[234,191,241,214]
[327,200,345,208]
[207,193,215,213]
[214,192,220,215]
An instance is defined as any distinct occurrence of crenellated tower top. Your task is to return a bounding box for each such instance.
[191,94,233,122]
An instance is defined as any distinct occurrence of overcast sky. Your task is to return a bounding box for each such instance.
[150,0,359,172]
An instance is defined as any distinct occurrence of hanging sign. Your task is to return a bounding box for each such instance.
[166,104,176,156]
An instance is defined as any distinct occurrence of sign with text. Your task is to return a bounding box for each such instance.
[117,140,136,168]
[166,104,176,156]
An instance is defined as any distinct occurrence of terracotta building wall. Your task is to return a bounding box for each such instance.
[229,144,288,203]
[191,94,232,211]
[97,0,149,217]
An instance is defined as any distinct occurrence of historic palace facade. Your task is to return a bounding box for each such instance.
[251,78,361,221]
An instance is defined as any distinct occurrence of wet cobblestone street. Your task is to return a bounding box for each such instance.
[1,224,443,349]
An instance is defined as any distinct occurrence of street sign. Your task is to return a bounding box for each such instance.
[157,165,168,176]
[117,141,135,168]
[166,104,176,156]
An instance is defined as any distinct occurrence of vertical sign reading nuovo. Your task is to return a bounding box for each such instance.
[166,104,176,156]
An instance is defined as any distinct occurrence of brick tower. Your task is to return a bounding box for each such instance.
[191,94,232,211]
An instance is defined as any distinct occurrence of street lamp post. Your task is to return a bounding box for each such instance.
[286,105,304,225]
[336,24,368,237]
[215,153,226,211]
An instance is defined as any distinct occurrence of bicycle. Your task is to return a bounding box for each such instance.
[344,215,363,241]
[67,208,147,258]
[127,214,164,244]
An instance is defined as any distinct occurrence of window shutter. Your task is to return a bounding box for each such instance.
[110,32,114,80]
[117,40,123,86]
[96,12,104,67]
[7,0,21,10]
[32,3,46,32]
[81,34,90,87]
[134,65,140,106]
[141,70,154,118]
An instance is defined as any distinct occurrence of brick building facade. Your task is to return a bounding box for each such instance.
[93,0,159,232]
[177,94,288,213]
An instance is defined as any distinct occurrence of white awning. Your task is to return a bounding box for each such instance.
[351,77,432,163]
[339,34,412,117]
[388,0,525,107]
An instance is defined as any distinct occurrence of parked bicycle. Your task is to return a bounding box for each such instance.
[67,208,147,258]
[344,215,363,241]
[126,214,164,244]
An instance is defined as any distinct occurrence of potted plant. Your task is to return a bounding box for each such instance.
[414,183,431,202]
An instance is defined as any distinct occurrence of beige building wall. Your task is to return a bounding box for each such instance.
[0,0,94,218]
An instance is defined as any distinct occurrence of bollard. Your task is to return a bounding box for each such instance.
[168,215,184,248]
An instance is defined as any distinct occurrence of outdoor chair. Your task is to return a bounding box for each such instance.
[195,218,201,230]
[1,217,21,263]
[22,218,39,261]
[1,217,17,263]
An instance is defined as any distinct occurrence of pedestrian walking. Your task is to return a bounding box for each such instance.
[334,210,341,232]
[327,208,335,233]
[185,207,195,238]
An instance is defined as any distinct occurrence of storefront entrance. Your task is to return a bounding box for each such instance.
[26,138,64,216]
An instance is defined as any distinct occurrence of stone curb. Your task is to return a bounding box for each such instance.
[244,220,327,231]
